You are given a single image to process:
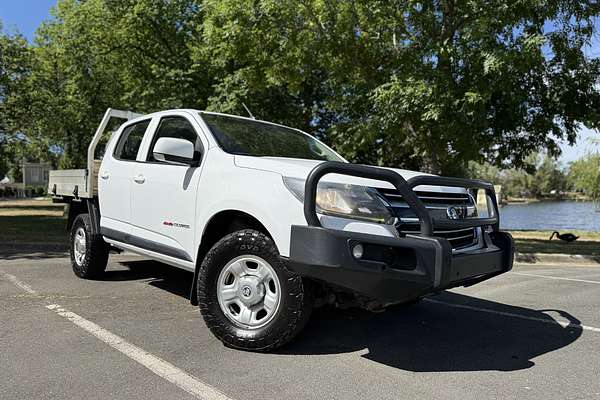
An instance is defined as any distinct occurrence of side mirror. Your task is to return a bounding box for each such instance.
[153,137,195,165]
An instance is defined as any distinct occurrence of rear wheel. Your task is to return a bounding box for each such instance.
[197,229,313,352]
[70,214,109,279]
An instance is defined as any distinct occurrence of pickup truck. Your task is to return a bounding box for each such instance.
[49,108,514,352]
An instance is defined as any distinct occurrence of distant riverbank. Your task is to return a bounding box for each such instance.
[499,200,600,231]
[504,193,591,204]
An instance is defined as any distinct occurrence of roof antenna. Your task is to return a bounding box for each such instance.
[242,103,255,119]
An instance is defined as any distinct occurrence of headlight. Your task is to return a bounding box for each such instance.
[283,177,396,225]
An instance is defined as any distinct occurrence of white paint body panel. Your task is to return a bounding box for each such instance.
[94,108,467,264]
[234,156,465,194]
[129,111,207,259]
[98,156,135,231]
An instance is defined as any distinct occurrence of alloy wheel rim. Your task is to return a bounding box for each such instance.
[217,255,281,329]
[73,227,87,266]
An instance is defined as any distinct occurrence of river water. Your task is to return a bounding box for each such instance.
[499,201,600,231]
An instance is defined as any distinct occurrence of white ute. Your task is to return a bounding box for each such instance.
[49,108,514,351]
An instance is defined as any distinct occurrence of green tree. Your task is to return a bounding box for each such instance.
[530,155,567,196]
[468,153,568,198]
[0,136,9,179]
[0,23,33,179]
[104,0,211,111]
[199,1,600,174]
[5,1,600,174]
[569,151,600,201]
[361,1,600,173]
[200,0,337,131]
[1,23,29,130]
[23,0,127,168]
[9,0,210,168]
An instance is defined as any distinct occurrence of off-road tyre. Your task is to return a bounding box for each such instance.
[197,229,313,352]
[70,213,110,279]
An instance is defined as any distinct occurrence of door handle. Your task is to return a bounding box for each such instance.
[133,175,146,184]
[100,171,110,180]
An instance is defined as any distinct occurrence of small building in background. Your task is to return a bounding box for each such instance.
[0,161,52,198]
[22,161,52,188]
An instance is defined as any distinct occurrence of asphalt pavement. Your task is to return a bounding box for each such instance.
[1,252,599,400]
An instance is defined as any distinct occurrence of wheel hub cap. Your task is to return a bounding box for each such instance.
[217,255,282,329]
[73,227,87,266]
[237,276,265,307]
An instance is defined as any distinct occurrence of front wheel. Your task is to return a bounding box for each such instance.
[197,230,313,352]
[70,213,109,279]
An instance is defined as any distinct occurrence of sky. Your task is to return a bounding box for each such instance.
[0,0,57,40]
[1,1,599,165]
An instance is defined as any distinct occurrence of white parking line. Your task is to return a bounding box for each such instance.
[511,272,600,285]
[1,271,234,400]
[424,298,600,333]
[2,272,39,295]
[45,304,232,400]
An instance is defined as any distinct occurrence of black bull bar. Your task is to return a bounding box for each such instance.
[288,162,514,305]
[302,162,500,234]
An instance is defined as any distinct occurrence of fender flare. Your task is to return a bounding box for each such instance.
[189,209,274,305]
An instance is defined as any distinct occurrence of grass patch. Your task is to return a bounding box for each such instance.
[0,199,65,217]
[0,208,65,217]
[0,200,67,244]
[0,198,63,208]
[1,207,599,257]
[513,238,600,256]
[0,215,67,244]
[508,230,600,256]
[508,230,600,241]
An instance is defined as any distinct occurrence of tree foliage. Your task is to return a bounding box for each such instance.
[468,146,600,201]
[1,0,600,174]
[0,23,30,131]
[568,146,600,201]
[467,153,569,198]
[0,23,34,178]
[361,1,600,173]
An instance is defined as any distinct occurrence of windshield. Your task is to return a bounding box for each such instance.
[201,113,343,162]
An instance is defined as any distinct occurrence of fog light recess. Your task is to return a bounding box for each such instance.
[352,243,364,259]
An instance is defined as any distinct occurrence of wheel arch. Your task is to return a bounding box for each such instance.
[190,209,275,305]
[66,198,101,235]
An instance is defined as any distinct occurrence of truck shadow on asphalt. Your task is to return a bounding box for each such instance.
[285,295,583,372]
[104,259,194,299]
[114,259,583,373]
[0,247,68,260]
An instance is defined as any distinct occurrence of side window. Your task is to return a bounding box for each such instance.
[114,120,150,161]
[147,116,201,162]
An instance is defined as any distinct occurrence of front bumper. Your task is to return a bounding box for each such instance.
[288,225,514,305]
[288,161,514,305]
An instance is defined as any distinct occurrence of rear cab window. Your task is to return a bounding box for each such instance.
[113,120,151,161]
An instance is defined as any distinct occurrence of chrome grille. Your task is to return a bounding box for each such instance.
[395,224,477,249]
[377,189,477,250]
